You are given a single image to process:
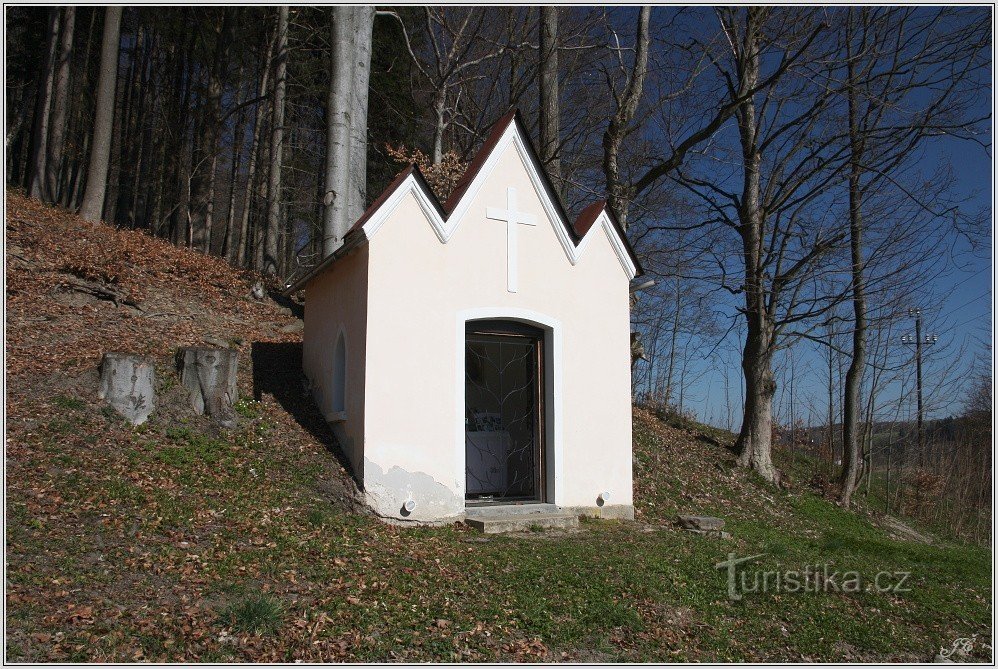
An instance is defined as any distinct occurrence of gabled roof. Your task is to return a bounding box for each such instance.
[286,110,643,293]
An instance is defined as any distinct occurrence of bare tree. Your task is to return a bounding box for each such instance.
[665,8,853,483]
[44,7,74,203]
[27,8,59,201]
[236,20,274,266]
[220,61,247,260]
[538,7,560,187]
[390,8,525,165]
[79,6,122,222]
[323,6,374,255]
[189,9,235,253]
[836,7,990,506]
[263,5,288,275]
[601,6,650,229]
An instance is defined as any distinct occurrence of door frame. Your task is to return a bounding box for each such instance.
[455,308,562,507]
[465,321,545,503]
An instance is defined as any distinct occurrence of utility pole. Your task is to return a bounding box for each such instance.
[789,349,796,458]
[827,324,835,474]
[901,307,938,469]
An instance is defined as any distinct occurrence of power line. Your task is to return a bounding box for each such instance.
[938,290,991,322]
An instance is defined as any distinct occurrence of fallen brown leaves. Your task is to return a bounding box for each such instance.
[631,407,794,528]
[5,193,363,662]
[6,192,300,388]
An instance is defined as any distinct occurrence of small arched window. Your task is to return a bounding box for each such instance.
[332,331,346,414]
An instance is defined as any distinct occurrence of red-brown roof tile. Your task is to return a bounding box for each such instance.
[573,199,608,238]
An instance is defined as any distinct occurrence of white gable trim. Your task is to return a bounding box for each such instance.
[358,123,638,280]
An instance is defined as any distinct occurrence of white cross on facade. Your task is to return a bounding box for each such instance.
[486,187,537,293]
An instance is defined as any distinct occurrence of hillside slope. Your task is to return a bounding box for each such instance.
[5,195,992,662]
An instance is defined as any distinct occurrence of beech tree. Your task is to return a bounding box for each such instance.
[79,6,122,222]
[834,7,990,506]
[27,8,59,201]
[263,5,288,276]
[323,6,374,255]
[538,7,560,187]
[669,8,845,483]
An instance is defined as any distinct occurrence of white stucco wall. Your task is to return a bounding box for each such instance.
[302,245,369,478]
[361,139,633,522]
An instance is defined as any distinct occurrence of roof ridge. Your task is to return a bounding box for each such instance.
[443,109,518,213]
[285,111,642,293]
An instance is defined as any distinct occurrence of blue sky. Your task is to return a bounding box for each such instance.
[626,6,993,429]
[673,131,991,429]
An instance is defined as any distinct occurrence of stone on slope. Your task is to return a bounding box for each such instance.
[677,514,725,531]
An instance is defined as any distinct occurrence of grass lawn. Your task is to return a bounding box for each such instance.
[6,396,991,662]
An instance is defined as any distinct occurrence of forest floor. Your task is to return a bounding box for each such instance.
[5,193,993,662]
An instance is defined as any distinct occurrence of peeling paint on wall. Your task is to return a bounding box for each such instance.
[363,458,464,522]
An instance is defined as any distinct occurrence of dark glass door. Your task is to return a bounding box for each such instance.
[465,321,544,503]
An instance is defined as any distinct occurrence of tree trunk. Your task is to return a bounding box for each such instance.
[167,39,194,243]
[116,25,144,228]
[150,131,167,237]
[663,277,682,407]
[62,8,97,209]
[132,30,155,229]
[736,314,780,484]
[323,6,356,256]
[45,6,75,204]
[253,125,272,271]
[97,352,156,425]
[601,6,650,230]
[732,10,779,485]
[6,91,26,184]
[263,5,288,275]
[348,6,374,226]
[538,6,560,187]
[190,9,234,254]
[28,8,60,201]
[222,64,247,260]
[236,26,274,266]
[79,6,122,222]
[102,39,131,227]
[176,347,238,429]
[839,17,867,507]
[66,132,90,210]
[431,86,446,166]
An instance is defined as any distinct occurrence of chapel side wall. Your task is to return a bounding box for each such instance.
[363,140,634,522]
[302,245,369,479]
[362,200,467,522]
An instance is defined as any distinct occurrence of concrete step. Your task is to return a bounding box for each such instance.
[465,503,560,518]
[465,511,579,534]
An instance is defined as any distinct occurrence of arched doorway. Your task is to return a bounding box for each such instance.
[464,319,546,504]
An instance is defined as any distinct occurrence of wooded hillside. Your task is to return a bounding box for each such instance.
[5,6,991,539]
